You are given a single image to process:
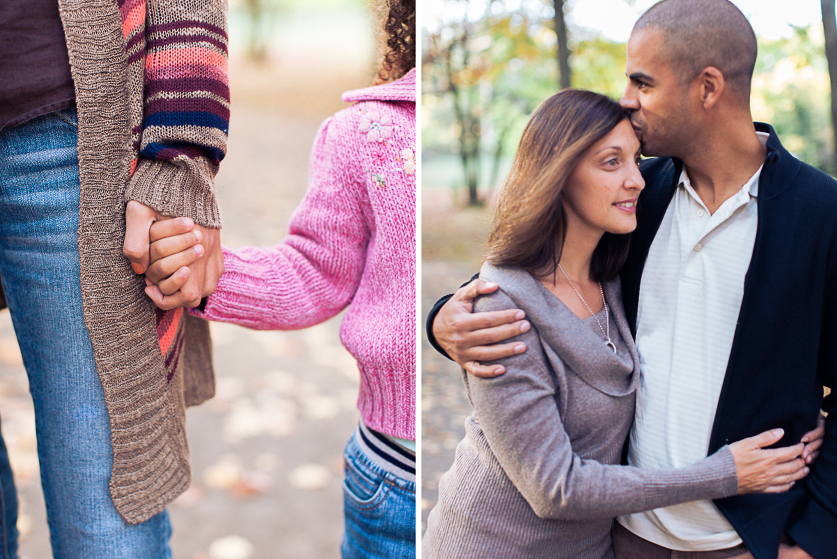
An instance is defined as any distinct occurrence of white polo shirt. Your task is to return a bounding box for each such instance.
[618,133,768,550]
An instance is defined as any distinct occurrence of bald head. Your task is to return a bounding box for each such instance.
[634,0,757,104]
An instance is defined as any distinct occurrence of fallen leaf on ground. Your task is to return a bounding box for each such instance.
[208,535,254,559]
[289,463,331,490]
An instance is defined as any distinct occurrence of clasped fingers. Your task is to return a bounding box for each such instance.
[145,244,204,286]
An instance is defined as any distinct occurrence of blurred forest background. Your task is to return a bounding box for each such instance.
[421,0,837,531]
[0,0,386,558]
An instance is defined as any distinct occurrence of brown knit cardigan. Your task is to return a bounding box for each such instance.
[0,0,228,525]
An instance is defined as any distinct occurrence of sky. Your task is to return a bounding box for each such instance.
[422,0,826,41]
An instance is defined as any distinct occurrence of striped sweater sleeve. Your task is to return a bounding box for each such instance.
[124,0,229,228]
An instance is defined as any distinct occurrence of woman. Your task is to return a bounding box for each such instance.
[0,0,226,555]
[421,89,809,559]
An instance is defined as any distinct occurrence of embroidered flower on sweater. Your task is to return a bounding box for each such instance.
[371,172,387,188]
[401,147,416,175]
[363,166,387,188]
[370,149,386,165]
[359,111,393,143]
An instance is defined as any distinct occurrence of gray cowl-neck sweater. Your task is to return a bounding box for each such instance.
[423,263,738,559]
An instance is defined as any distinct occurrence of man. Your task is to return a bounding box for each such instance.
[427,1,836,558]
[0,0,225,555]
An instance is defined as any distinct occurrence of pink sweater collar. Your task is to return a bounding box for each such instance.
[341,68,416,104]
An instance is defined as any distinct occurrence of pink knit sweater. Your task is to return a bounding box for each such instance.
[197,69,416,440]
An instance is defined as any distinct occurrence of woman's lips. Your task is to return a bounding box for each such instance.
[614,200,637,213]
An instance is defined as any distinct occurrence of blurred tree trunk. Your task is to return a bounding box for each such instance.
[245,0,269,62]
[823,0,837,173]
[439,34,483,206]
[488,120,513,191]
[554,0,571,89]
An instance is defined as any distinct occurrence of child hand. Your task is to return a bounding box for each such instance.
[144,217,204,296]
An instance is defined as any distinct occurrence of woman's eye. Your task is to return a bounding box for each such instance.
[605,158,620,167]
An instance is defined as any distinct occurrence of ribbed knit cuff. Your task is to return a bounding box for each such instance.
[643,445,739,510]
[357,363,416,441]
[126,157,222,228]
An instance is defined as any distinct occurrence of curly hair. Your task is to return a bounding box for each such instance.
[377,0,415,83]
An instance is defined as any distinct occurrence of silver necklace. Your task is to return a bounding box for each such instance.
[557,264,616,354]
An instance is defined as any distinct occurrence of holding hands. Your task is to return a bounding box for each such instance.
[123,200,223,310]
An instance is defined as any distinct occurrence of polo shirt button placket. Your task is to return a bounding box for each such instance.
[694,243,703,252]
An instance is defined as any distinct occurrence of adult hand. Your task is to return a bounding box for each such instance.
[432,279,530,377]
[124,200,162,275]
[729,429,808,494]
[800,414,826,464]
[777,544,814,559]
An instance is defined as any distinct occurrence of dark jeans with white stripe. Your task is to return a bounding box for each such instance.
[341,426,415,559]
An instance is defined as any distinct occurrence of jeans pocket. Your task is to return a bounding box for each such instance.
[342,455,392,511]
[53,107,78,129]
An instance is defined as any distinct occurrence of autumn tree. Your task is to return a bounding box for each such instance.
[424,0,555,204]
[424,11,488,205]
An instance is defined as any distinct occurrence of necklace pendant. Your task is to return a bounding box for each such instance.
[605,339,617,354]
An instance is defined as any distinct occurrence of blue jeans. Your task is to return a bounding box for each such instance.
[0,417,17,559]
[0,108,172,558]
[341,432,416,559]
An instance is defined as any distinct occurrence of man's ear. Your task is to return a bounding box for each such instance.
[698,66,725,110]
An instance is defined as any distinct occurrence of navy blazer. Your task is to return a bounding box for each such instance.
[426,123,837,559]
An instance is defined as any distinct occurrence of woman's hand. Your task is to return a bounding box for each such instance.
[729,429,808,494]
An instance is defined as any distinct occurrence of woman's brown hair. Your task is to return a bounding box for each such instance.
[486,89,631,283]
[377,0,415,83]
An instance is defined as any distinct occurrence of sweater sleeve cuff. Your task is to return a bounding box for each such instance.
[126,157,222,228]
[693,445,738,498]
[186,247,245,323]
[787,496,837,559]
[711,445,740,497]
[643,445,739,509]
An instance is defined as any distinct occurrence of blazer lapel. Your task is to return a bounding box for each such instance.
[707,123,803,453]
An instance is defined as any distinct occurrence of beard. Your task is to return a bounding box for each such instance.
[632,119,682,159]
